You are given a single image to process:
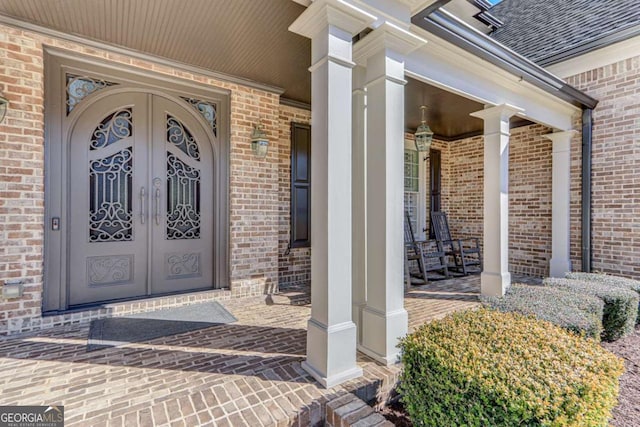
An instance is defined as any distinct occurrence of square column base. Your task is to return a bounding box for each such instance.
[302,319,363,388]
[549,257,571,278]
[359,307,408,365]
[481,271,511,297]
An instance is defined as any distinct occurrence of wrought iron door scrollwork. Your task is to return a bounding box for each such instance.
[87,255,132,285]
[167,115,200,160]
[181,97,217,136]
[166,153,201,239]
[91,108,133,150]
[89,148,133,242]
[167,253,200,277]
[66,74,117,114]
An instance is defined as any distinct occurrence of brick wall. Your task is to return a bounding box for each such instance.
[566,54,640,278]
[446,135,484,242]
[508,125,554,276]
[0,28,44,333]
[0,24,285,333]
[278,105,311,288]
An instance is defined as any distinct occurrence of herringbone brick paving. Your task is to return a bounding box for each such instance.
[0,275,534,426]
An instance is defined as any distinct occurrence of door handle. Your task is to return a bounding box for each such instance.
[153,178,162,225]
[140,186,146,224]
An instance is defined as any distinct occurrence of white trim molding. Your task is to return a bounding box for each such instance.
[546,34,640,79]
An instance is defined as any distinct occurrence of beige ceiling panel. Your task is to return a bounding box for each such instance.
[0,0,516,138]
[0,0,312,102]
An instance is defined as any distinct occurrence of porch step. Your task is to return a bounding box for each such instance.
[268,285,311,306]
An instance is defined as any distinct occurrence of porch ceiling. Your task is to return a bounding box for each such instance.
[0,0,311,102]
[405,77,484,140]
[404,77,534,140]
[0,0,531,139]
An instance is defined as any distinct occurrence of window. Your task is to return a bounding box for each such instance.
[404,140,427,240]
[290,123,311,248]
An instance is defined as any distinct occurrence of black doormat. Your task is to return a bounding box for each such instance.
[87,301,237,351]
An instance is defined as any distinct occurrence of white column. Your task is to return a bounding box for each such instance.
[354,22,426,365]
[470,104,523,297]
[352,64,367,347]
[289,0,374,388]
[546,130,576,277]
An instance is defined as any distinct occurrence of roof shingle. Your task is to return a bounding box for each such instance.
[489,0,640,64]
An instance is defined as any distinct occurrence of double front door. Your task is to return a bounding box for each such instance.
[68,92,214,306]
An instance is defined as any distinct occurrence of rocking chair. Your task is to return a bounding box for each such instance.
[431,211,482,275]
[404,211,449,287]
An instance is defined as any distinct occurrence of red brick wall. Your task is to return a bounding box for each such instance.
[0,24,284,333]
[278,105,311,288]
[566,55,640,278]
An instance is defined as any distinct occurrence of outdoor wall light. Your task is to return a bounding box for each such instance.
[414,105,433,153]
[2,279,24,299]
[0,95,8,124]
[251,120,269,159]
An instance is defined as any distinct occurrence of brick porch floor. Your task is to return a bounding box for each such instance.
[0,274,537,426]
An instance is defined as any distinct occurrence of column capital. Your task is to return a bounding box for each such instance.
[470,103,524,122]
[544,129,577,141]
[353,21,427,66]
[545,130,577,152]
[289,0,376,40]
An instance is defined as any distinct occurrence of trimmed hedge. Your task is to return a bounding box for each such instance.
[481,283,604,340]
[545,277,639,341]
[398,309,624,427]
[566,272,640,324]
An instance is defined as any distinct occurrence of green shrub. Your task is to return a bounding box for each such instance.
[566,272,640,324]
[481,283,604,340]
[398,309,624,427]
[545,277,639,341]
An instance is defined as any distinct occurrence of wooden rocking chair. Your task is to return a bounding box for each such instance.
[404,211,449,287]
[431,211,482,275]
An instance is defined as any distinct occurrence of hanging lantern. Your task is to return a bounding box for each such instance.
[414,105,433,153]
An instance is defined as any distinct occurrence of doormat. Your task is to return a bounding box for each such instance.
[87,301,237,351]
